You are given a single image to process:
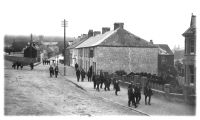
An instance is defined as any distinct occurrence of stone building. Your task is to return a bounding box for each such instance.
[182,14,196,87]
[67,34,88,67]
[156,44,174,76]
[76,23,159,75]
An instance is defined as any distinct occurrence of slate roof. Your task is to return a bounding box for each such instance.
[67,37,88,49]
[76,28,156,48]
[155,44,173,55]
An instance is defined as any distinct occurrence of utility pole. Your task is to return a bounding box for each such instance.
[61,19,68,76]
[30,34,33,58]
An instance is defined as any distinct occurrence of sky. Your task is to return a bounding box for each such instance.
[0,0,199,49]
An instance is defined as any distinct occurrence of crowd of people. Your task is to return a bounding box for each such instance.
[12,61,34,70]
[42,59,51,65]
[74,63,153,108]
[12,61,23,70]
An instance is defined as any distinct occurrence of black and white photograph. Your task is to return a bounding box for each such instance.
[0,0,199,119]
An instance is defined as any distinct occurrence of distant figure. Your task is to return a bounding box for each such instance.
[20,63,23,70]
[95,75,101,91]
[81,69,86,82]
[87,66,92,82]
[12,63,16,69]
[99,70,104,89]
[42,59,45,65]
[16,62,20,70]
[144,84,153,105]
[49,65,54,77]
[75,63,79,71]
[76,68,80,82]
[87,69,92,82]
[54,66,59,78]
[135,83,142,104]
[104,78,111,91]
[114,80,120,95]
[92,72,96,89]
[30,63,34,70]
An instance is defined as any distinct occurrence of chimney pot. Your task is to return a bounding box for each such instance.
[150,40,153,45]
[102,27,110,34]
[114,22,124,30]
[93,31,101,36]
[88,29,93,38]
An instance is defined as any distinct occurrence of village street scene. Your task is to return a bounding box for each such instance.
[2,0,197,117]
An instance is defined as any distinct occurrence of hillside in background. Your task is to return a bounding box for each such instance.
[4,35,75,52]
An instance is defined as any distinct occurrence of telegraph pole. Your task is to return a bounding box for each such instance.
[30,34,33,58]
[61,19,68,76]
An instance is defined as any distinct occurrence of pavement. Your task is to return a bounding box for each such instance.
[59,65,196,116]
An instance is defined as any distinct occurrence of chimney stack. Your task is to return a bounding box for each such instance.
[93,31,101,36]
[190,13,196,28]
[114,22,124,30]
[102,27,110,34]
[150,40,153,45]
[88,29,93,38]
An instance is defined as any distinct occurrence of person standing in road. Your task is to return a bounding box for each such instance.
[81,69,86,82]
[99,70,104,89]
[144,84,153,105]
[30,63,34,70]
[75,63,78,71]
[49,65,54,77]
[76,68,80,82]
[92,72,96,89]
[128,83,137,108]
[135,83,142,104]
[54,66,59,78]
[114,80,120,95]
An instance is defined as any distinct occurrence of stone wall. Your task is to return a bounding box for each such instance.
[95,46,158,74]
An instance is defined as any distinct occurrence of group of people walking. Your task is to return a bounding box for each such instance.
[12,61,34,70]
[12,61,23,70]
[49,65,59,78]
[75,63,86,82]
[75,63,153,108]
[42,59,51,65]
[127,82,152,108]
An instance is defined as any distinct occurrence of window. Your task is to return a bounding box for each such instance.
[89,48,94,58]
[189,65,195,84]
[190,39,195,54]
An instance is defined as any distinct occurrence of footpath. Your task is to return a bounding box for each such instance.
[59,65,195,116]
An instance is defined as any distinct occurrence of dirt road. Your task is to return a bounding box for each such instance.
[4,61,143,116]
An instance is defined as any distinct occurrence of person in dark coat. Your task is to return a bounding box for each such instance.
[81,69,86,82]
[87,69,92,82]
[75,63,78,71]
[76,68,81,82]
[99,70,104,89]
[54,66,59,78]
[92,72,96,89]
[95,75,101,91]
[104,78,111,91]
[49,65,54,77]
[20,63,23,70]
[128,83,137,108]
[144,84,153,105]
[12,63,16,69]
[16,61,20,70]
[30,63,34,70]
[114,80,120,95]
[135,83,142,104]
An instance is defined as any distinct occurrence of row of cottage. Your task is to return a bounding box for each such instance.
[66,23,174,76]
